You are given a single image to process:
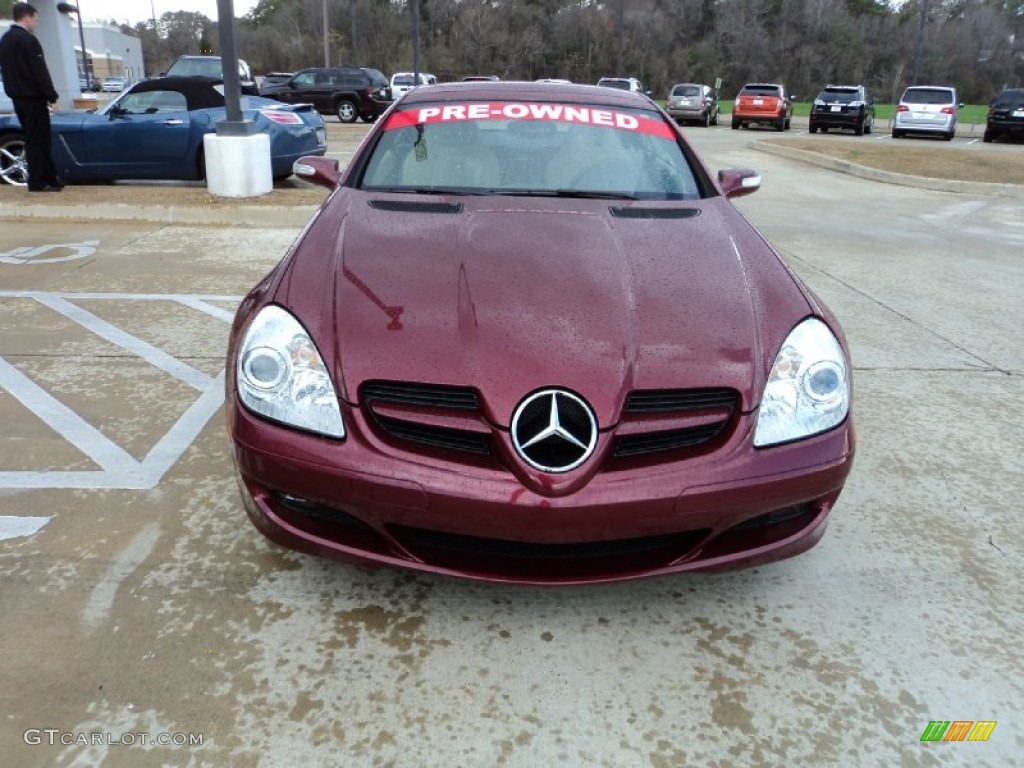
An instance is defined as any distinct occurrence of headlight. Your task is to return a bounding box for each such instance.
[236,305,345,438]
[753,318,850,447]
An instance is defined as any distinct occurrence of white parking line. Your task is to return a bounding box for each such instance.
[0,291,240,490]
[0,357,139,470]
[0,516,50,541]
[33,294,212,391]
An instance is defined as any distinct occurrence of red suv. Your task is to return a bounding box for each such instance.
[732,83,793,131]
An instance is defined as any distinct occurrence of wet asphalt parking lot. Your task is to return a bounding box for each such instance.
[0,123,1021,767]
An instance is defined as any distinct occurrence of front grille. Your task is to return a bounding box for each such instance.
[360,380,490,456]
[612,388,739,459]
[625,388,738,413]
[614,423,726,457]
[374,414,490,455]
[362,381,479,410]
[390,525,704,560]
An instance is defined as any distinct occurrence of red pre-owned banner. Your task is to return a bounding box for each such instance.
[384,102,677,141]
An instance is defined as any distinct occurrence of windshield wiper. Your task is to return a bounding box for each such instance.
[495,189,640,200]
[364,186,491,196]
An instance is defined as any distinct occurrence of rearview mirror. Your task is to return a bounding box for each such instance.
[293,156,340,189]
[718,168,761,199]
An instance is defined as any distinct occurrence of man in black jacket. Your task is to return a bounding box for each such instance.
[0,3,62,191]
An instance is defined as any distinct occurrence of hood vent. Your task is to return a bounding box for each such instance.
[609,207,700,220]
[369,200,463,214]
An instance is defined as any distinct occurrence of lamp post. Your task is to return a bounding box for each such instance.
[323,0,329,67]
[56,3,92,90]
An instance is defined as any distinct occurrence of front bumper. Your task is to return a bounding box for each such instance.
[229,398,855,585]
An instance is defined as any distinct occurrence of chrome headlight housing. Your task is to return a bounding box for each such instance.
[753,318,850,447]
[236,305,345,438]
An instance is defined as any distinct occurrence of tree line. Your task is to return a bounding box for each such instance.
[115,0,1024,104]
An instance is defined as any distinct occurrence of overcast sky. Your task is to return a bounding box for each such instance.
[79,1,260,26]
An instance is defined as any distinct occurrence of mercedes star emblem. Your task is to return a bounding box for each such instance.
[511,389,598,473]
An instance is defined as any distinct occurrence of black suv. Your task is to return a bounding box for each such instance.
[259,67,392,123]
[164,55,258,96]
[809,84,874,135]
[983,89,1024,143]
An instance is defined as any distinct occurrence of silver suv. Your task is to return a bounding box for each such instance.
[597,77,648,95]
[892,85,960,141]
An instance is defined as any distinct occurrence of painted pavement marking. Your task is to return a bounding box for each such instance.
[0,241,99,265]
[0,516,51,541]
[0,290,242,490]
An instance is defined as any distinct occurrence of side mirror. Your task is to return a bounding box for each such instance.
[718,168,761,199]
[293,156,340,189]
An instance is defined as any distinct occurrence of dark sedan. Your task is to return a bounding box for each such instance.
[983,88,1024,143]
[0,77,326,186]
[226,82,855,584]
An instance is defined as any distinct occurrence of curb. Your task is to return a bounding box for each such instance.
[749,140,1024,199]
[0,201,320,228]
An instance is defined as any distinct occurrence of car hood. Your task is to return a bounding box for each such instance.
[276,192,812,427]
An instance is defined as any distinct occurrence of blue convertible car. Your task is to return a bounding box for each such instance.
[0,77,327,186]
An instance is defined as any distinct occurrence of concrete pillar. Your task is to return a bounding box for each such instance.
[203,133,274,198]
[33,4,81,111]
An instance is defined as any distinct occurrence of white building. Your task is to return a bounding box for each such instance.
[1,11,143,104]
[77,22,144,82]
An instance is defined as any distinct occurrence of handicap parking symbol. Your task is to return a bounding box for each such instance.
[0,240,100,265]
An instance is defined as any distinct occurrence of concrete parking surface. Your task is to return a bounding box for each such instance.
[0,126,1021,767]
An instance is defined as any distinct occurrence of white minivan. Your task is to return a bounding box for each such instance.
[892,85,960,141]
[390,72,437,99]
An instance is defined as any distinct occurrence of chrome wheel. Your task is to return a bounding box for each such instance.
[0,136,28,186]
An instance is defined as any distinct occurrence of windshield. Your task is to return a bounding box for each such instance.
[358,101,701,200]
[818,88,858,102]
[902,88,954,105]
[740,85,781,97]
[992,90,1024,108]
[167,58,222,78]
[671,86,701,97]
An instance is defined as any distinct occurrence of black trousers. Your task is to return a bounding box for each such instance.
[13,98,59,188]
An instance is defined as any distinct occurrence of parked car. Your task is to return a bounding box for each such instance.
[260,67,392,123]
[391,72,437,99]
[892,85,960,140]
[597,76,648,95]
[809,84,874,135]
[226,80,855,584]
[164,55,258,96]
[666,83,719,126]
[732,83,793,131]
[982,88,1024,143]
[101,76,128,93]
[78,73,99,92]
[259,72,294,96]
[0,77,326,186]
